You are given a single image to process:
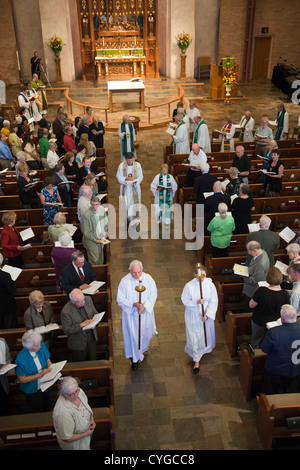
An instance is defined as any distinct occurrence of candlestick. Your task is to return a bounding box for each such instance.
[135,281,146,350]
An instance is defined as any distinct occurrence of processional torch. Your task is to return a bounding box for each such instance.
[194,263,207,347]
[135,277,146,350]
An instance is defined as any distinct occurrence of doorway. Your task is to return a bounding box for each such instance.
[252,36,272,79]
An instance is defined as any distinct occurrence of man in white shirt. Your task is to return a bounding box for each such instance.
[117,259,157,370]
[238,111,255,142]
[186,143,207,187]
[116,152,143,225]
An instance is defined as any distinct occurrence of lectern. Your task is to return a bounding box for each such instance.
[209,62,239,99]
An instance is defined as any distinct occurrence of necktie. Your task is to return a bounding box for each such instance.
[78,267,85,283]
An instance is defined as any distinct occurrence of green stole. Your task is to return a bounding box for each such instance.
[158,172,172,220]
[239,116,250,141]
[122,161,139,206]
[121,121,135,157]
[193,120,205,144]
[275,108,286,140]
[172,120,185,152]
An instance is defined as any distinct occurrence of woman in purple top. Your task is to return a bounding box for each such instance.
[51,231,76,293]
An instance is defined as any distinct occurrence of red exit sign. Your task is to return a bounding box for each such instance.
[261,27,269,33]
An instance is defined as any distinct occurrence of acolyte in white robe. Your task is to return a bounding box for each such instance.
[150,173,178,224]
[117,272,158,363]
[118,122,137,161]
[186,107,200,134]
[173,123,190,154]
[239,115,255,142]
[116,161,143,221]
[220,125,236,152]
[193,122,211,153]
[181,277,218,363]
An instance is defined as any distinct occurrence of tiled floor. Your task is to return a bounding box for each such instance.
[5,77,299,450]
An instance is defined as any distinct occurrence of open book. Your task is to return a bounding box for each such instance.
[257,155,269,161]
[100,238,110,245]
[40,360,67,392]
[266,318,282,329]
[256,134,268,139]
[166,127,175,136]
[64,223,78,236]
[25,181,40,188]
[20,227,35,242]
[1,264,22,281]
[57,180,75,186]
[82,311,105,330]
[34,323,60,334]
[279,226,296,244]
[233,263,249,277]
[54,240,75,248]
[81,280,106,295]
[126,179,138,184]
[0,364,17,375]
[274,260,289,276]
[248,223,260,232]
[0,168,8,174]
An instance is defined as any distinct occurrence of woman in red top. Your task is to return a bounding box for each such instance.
[1,211,25,268]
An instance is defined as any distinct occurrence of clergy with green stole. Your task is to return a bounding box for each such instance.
[275,103,289,140]
[30,73,48,115]
[193,115,211,153]
[150,163,177,225]
[118,114,137,161]
[171,115,190,154]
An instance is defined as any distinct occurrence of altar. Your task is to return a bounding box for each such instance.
[107,80,145,112]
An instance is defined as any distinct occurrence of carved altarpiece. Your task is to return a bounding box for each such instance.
[77,0,159,81]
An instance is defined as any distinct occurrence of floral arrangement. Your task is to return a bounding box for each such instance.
[48,35,65,56]
[222,67,238,87]
[176,32,192,51]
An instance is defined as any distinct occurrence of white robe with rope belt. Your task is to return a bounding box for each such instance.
[117,272,158,363]
[181,277,218,362]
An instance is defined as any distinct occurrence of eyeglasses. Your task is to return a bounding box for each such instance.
[64,388,79,398]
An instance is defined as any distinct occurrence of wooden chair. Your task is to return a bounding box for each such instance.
[257,393,300,450]
[198,56,210,79]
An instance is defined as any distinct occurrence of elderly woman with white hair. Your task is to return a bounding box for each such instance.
[24,290,55,348]
[281,243,300,290]
[51,231,77,292]
[52,376,96,450]
[15,329,52,413]
[207,202,235,257]
[117,260,158,371]
[225,167,244,197]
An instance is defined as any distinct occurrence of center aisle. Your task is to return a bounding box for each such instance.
[104,127,262,450]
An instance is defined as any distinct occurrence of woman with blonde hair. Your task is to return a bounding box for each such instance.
[79,133,96,158]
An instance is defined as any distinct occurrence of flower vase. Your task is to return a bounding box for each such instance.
[225,85,232,104]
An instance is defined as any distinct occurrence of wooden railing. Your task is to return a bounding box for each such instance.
[64,88,109,124]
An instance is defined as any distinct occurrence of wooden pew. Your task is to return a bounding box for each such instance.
[13,264,111,296]
[0,207,79,226]
[257,393,300,450]
[204,253,289,281]
[215,282,245,322]
[0,405,115,450]
[239,345,267,401]
[14,290,112,324]
[225,310,252,357]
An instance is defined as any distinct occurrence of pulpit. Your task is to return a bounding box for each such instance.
[209,60,239,99]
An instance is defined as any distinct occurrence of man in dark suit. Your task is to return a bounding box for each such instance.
[76,155,108,192]
[77,117,93,141]
[61,250,96,298]
[204,181,231,234]
[61,288,98,361]
[52,109,66,156]
[261,304,300,394]
[52,163,72,207]
[0,254,17,328]
[246,215,280,267]
[193,163,218,205]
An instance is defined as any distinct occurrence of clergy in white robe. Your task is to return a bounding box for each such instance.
[220,118,236,152]
[117,260,158,370]
[193,115,211,153]
[238,111,255,142]
[181,266,218,373]
[186,101,200,134]
[150,163,177,224]
[118,114,137,161]
[26,83,42,123]
[116,152,143,224]
[172,115,190,154]
[177,107,190,130]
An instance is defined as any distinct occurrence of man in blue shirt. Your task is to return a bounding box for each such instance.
[0,133,13,170]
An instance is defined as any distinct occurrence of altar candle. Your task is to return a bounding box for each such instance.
[139,277,142,284]
[102,37,105,47]
[197,263,201,276]
[134,36,137,46]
